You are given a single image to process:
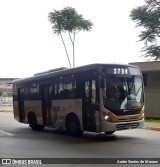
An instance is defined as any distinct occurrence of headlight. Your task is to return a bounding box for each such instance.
[103,112,112,121]
[104,115,110,121]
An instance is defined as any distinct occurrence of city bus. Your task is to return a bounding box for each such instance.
[13,63,144,136]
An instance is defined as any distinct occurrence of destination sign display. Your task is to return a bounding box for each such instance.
[107,67,129,75]
[113,68,128,75]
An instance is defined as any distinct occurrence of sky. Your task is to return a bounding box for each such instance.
[0,0,146,78]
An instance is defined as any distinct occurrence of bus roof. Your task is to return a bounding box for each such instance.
[13,63,139,85]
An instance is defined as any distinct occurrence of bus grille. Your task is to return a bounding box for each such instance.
[117,117,138,122]
[116,122,139,130]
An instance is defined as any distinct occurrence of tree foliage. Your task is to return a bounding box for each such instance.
[130,0,160,60]
[48,7,93,67]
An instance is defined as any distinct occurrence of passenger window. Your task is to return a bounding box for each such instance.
[85,81,90,98]
[53,75,76,99]
[92,80,96,103]
[54,84,58,96]
[85,80,96,103]
[30,84,39,94]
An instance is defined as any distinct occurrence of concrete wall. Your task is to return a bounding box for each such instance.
[145,90,160,118]
[130,62,160,118]
[143,71,160,118]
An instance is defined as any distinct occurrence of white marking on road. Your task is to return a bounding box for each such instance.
[0,130,14,136]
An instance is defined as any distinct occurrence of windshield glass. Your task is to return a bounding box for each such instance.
[103,76,144,110]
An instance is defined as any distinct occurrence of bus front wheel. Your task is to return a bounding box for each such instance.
[105,131,115,135]
[66,114,83,137]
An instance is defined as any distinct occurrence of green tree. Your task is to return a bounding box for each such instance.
[48,7,93,67]
[130,0,160,60]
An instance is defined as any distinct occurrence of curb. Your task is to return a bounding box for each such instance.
[0,110,13,112]
[146,126,160,131]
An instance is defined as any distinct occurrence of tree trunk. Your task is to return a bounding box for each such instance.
[60,33,71,68]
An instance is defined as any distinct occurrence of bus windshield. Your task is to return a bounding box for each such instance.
[103,75,144,110]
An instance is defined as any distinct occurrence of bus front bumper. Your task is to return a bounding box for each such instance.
[101,118,144,132]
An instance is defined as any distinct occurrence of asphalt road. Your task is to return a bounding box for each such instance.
[0,112,160,167]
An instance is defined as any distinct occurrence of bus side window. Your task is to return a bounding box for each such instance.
[53,83,58,98]
[92,80,96,103]
[29,83,39,98]
[70,80,76,98]
[49,85,52,95]
[85,81,90,98]
[62,76,76,98]
[85,80,96,103]
[59,79,63,95]
[53,76,76,99]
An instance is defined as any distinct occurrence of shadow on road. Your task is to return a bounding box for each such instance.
[26,127,139,144]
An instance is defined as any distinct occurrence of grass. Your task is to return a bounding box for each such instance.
[145,119,160,124]
[0,101,12,105]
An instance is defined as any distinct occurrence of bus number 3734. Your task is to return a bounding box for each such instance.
[13,64,144,137]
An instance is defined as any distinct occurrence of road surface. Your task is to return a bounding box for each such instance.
[0,112,160,167]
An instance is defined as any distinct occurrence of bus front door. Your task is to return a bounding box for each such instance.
[18,88,25,122]
[83,80,96,131]
[41,84,52,126]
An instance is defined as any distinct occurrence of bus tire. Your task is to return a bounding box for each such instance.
[66,114,83,137]
[105,131,115,135]
[28,112,44,131]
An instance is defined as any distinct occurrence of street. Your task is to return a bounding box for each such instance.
[0,112,160,167]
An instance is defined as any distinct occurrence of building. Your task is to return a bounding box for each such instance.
[0,78,18,104]
[130,61,160,119]
[0,78,17,94]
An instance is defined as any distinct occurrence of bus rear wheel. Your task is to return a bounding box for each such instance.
[66,114,83,137]
[28,112,44,131]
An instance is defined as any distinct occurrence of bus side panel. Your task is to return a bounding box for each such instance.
[24,100,43,125]
[52,99,83,129]
[13,100,43,125]
[13,101,20,122]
